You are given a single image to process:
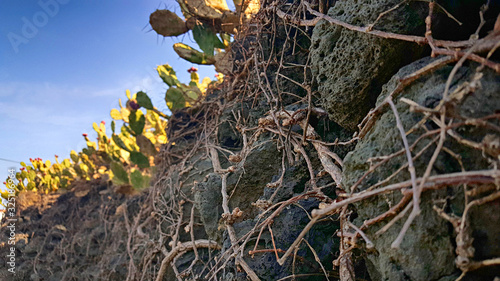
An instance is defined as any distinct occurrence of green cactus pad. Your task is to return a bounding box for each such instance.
[112,134,132,152]
[157,64,180,87]
[130,170,148,189]
[28,170,36,181]
[111,161,129,185]
[129,110,146,136]
[185,89,200,104]
[136,91,154,110]
[192,23,226,56]
[136,135,157,156]
[130,151,150,168]
[173,43,216,65]
[165,87,186,110]
[70,150,79,163]
[62,168,76,178]
[27,181,36,190]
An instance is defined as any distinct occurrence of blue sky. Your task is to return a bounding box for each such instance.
[0,0,216,186]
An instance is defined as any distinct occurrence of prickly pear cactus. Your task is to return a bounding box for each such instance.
[3,64,216,200]
[149,10,188,37]
[149,0,259,67]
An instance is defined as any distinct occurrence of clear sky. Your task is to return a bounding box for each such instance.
[0,0,216,186]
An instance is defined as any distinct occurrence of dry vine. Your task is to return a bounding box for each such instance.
[121,0,500,280]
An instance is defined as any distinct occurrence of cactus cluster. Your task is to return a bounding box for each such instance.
[2,66,216,202]
[106,89,167,188]
[149,0,260,71]
[1,157,74,196]
[158,64,213,110]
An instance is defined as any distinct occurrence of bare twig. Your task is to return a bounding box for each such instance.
[314,169,498,220]
[348,222,374,249]
[277,169,499,265]
[156,240,220,281]
[387,98,419,211]
[386,98,421,248]
[303,238,331,280]
[208,146,261,281]
[375,201,413,236]
[339,206,355,281]
[302,1,473,49]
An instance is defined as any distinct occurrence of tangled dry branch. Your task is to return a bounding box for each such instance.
[123,0,500,280]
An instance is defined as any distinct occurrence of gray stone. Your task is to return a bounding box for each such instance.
[194,173,224,242]
[310,0,428,130]
[343,57,500,280]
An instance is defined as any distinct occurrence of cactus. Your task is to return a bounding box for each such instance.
[149,10,188,37]
[192,23,226,55]
[173,43,216,65]
[129,110,146,136]
[130,151,150,169]
[130,169,150,189]
[149,0,261,69]
[157,64,180,87]
[150,0,260,34]
[181,0,230,19]
[2,64,216,201]
[110,161,129,185]
[101,90,172,188]
[165,88,187,110]
[136,134,157,156]
[1,156,77,198]
[157,63,217,110]
[136,91,154,110]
